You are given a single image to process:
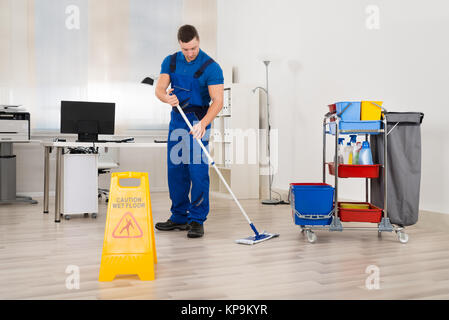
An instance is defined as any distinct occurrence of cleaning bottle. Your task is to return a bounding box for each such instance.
[358,141,373,165]
[337,138,345,164]
[343,141,352,164]
[353,141,362,165]
[348,135,357,164]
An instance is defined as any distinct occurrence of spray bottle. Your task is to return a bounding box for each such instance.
[353,141,362,165]
[343,141,352,164]
[337,138,345,164]
[348,135,357,164]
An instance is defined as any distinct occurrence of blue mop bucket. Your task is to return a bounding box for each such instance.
[336,101,361,121]
[289,183,334,226]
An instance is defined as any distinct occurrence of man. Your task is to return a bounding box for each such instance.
[154,25,224,238]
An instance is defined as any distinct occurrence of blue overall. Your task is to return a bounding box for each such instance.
[166,52,217,225]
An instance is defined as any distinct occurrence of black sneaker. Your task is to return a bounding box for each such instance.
[187,221,204,238]
[155,219,189,231]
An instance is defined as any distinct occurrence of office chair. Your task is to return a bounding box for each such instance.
[97,147,120,202]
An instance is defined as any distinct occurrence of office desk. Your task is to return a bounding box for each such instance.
[41,141,167,223]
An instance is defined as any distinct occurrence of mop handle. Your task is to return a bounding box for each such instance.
[175,105,253,225]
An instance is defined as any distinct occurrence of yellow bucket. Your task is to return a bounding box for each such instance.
[340,203,370,209]
[361,101,383,120]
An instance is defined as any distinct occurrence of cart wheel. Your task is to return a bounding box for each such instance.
[98,194,101,199]
[91,213,97,219]
[64,215,71,220]
[398,231,409,244]
[378,231,382,238]
[105,198,109,203]
[84,213,89,218]
[306,230,317,243]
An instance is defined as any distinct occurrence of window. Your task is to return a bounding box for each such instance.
[1,0,183,132]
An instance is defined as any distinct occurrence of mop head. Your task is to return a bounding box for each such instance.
[235,231,280,245]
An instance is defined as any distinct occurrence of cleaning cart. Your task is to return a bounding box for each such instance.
[293,101,415,243]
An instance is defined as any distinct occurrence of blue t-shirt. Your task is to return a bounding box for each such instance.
[160,49,224,106]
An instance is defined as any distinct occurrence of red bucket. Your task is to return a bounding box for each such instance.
[327,162,380,178]
[338,202,382,223]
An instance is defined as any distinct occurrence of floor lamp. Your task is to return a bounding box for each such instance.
[253,61,280,205]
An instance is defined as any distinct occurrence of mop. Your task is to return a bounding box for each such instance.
[141,77,279,245]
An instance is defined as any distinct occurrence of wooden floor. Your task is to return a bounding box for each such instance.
[1,192,449,300]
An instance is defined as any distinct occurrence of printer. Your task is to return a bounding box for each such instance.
[0,105,36,204]
[0,105,30,140]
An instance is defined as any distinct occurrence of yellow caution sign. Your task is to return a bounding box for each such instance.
[99,172,157,281]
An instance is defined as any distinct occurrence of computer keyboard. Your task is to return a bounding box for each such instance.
[96,137,135,143]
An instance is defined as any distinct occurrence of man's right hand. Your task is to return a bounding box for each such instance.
[166,88,179,107]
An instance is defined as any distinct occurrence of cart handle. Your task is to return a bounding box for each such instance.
[336,102,352,118]
[371,102,388,114]
[294,208,335,220]
[324,112,337,120]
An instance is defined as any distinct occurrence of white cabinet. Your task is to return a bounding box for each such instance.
[62,153,98,216]
[223,117,232,143]
[222,89,231,116]
[210,84,259,199]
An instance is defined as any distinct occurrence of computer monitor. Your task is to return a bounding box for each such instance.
[60,100,115,142]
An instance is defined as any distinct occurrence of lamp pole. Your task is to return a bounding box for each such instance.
[260,61,280,205]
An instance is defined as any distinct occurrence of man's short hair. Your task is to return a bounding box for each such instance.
[177,25,199,43]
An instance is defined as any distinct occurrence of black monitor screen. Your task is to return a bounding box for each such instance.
[60,100,115,142]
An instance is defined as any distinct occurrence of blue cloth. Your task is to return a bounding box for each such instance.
[167,110,211,225]
[161,49,224,106]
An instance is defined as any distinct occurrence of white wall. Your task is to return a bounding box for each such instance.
[217,0,449,214]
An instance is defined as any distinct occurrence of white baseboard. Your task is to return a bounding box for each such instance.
[17,192,55,198]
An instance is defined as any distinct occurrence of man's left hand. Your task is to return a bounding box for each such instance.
[190,120,207,140]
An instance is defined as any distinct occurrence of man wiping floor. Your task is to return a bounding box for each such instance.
[154,24,224,238]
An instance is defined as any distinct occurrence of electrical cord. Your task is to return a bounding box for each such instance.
[269,177,290,205]
[266,100,289,205]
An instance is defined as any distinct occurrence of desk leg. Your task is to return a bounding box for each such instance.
[43,146,50,214]
[55,147,62,223]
